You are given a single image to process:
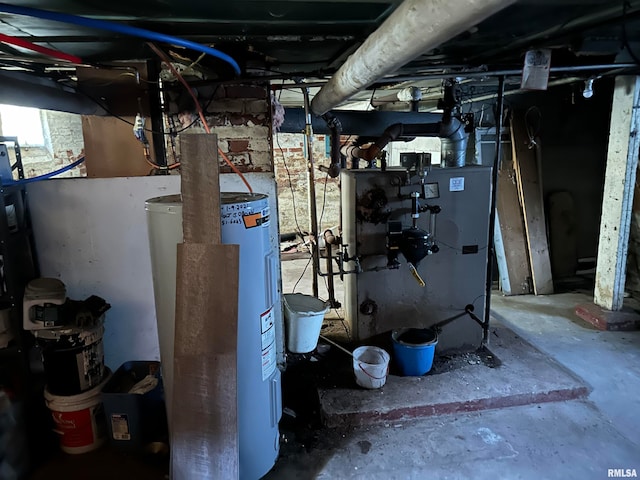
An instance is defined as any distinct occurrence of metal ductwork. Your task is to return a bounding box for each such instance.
[310,0,516,116]
[439,117,468,168]
[0,71,105,115]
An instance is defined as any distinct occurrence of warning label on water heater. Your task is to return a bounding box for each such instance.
[260,308,276,380]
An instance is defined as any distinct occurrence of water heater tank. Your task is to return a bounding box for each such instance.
[145,193,281,480]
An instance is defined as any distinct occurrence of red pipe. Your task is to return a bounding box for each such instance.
[0,33,82,64]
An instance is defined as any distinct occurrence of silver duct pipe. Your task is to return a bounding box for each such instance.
[310,0,516,116]
[439,117,468,168]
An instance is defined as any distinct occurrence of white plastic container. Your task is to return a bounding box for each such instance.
[353,346,390,389]
[44,372,110,454]
[283,294,329,353]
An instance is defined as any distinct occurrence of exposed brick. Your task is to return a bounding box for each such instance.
[206,99,245,114]
[248,138,271,152]
[229,114,268,126]
[225,85,268,99]
[2,110,85,179]
[244,99,268,115]
[228,139,249,153]
[274,132,341,234]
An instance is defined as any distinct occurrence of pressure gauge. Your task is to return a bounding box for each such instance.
[424,182,440,199]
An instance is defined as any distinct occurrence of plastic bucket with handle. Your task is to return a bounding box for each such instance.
[283,293,329,353]
[44,371,110,454]
[392,328,438,376]
[352,346,390,389]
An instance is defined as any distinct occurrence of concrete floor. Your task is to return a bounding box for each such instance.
[277,259,640,479]
[31,261,640,479]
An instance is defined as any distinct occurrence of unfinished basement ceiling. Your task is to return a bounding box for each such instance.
[0,0,638,78]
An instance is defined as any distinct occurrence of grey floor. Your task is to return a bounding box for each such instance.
[277,259,640,480]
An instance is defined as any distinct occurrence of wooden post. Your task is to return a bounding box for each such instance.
[172,134,240,479]
[594,76,640,310]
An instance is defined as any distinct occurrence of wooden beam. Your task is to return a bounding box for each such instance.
[511,112,554,295]
[179,134,221,244]
[172,134,240,479]
[595,76,640,310]
[495,158,532,295]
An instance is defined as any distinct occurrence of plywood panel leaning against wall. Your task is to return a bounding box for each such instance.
[78,63,160,177]
[81,116,157,177]
[511,112,554,295]
[495,144,532,295]
[171,134,240,480]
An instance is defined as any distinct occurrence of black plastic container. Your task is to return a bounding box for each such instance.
[36,322,105,396]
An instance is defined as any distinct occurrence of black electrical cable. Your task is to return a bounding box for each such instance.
[275,132,306,238]
[292,255,313,293]
[73,84,219,136]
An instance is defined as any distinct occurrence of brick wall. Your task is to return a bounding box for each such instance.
[180,84,272,173]
[273,132,341,236]
[177,84,343,238]
[0,109,85,179]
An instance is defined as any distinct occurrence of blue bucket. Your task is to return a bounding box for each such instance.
[392,328,438,376]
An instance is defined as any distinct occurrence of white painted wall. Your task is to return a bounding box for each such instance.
[27,172,283,370]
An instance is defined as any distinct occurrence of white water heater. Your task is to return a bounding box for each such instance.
[145,193,281,480]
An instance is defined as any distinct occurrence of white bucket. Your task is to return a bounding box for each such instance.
[44,372,110,454]
[283,294,329,353]
[353,346,390,389]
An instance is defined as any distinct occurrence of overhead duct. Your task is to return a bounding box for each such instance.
[0,71,104,115]
[310,0,516,116]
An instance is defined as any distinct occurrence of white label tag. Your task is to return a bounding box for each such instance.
[260,308,276,380]
[111,414,131,441]
[521,49,551,90]
[449,177,465,192]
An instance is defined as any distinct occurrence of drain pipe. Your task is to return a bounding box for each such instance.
[321,112,343,178]
[310,0,516,115]
[303,87,320,298]
[483,76,505,346]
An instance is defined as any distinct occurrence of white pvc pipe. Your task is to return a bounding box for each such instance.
[310,0,516,115]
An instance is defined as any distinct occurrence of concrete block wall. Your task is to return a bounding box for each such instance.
[273,132,341,236]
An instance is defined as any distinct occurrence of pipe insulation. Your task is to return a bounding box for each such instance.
[310,0,516,115]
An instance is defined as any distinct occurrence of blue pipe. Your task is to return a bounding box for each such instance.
[0,3,241,75]
[4,156,86,186]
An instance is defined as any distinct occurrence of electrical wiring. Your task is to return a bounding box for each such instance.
[524,106,542,148]
[143,144,180,171]
[0,33,82,64]
[274,133,305,238]
[293,255,313,293]
[77,83,219,136]
[0,2,241,74]
[148,42,253,193]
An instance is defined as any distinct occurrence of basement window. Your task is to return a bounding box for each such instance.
[387,137,442,166]
[0,104,46,146]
